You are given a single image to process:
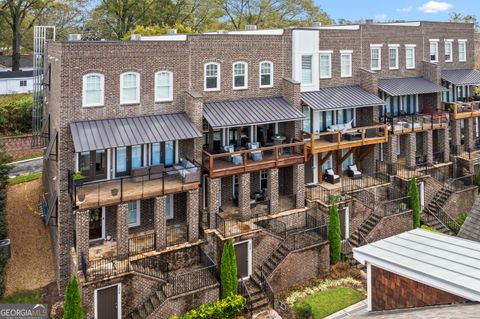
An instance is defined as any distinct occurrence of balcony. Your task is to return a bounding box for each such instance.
[386,112,448,135]
[202,142,305,179]
[443,101,480,120]
[301,124,388,154]
[69,163,201,210]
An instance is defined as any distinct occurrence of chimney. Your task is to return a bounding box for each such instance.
[130,34,141,41]
[245,25,257,31]
[68,34,82,41]
[365,19,374,25]
[167,29,177,35]
[311,22,322,28]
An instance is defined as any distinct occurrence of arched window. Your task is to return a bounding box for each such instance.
[82,73,104,107]
[259,61,273,88]
[204,62,220,91]
[155,71,173,102]
[233,61,248,89]
[120,72,140,104]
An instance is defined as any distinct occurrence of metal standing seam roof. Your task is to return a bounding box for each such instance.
[442,69,480,86]
[378,77,448,96]
[353,229,480,301]
[301,85,385,111]
[203,97,305,129]
[69,112,202,153]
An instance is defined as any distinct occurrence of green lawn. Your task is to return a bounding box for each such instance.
[298,287,363,319]
[7,172,42,186]
[0,289,42,304]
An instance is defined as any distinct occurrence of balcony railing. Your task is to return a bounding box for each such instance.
[215,212,260,237]
[443,101,480,120]
[166,224,188,247]
[202,141,306,178]
[69,162,201,210]
[385,111,448,134]
[128,232,156,255]
[301,123,388,154]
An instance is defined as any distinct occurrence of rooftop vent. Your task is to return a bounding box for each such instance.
[311,22,322,28]
[365,19,374,25]
[130,34,141,41]
[167,29,177,35]
[68,34,81,41]
[245,25,257,30]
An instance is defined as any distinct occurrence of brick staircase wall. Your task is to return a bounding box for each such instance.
[443,188,478,219]
[366,211,413,243]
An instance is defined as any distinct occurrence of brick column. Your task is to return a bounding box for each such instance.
[267,168,279,214]
[465,118,474,151]
[238,173,251,221]
[75,209,89,267]
[405,133,416,169]
[361,145,378,174]
[450,119,461,155]
[422,131,433,164]
[293,164,305,209]
[187,189,199,242]
[153,196,167,251]
[438,128,450,163]
[207,178,220,229]
[384,135,398,174]
[117,203,129,257]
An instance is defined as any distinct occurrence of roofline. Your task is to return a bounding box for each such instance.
[208,117,305,130]
[69,111,189,124]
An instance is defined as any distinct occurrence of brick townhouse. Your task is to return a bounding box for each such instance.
[39,20,480,318]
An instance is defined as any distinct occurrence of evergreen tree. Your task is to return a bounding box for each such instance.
[63,276,84,319]
[328,201,341,264]
[475,170,480,193]
[409,177,421,229]
[220,240,238,299]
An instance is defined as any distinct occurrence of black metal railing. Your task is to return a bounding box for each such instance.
[83,253,131,282]
[378,161,434,180]
[260,268,275,307]
[278,194,297,212]
[385,111,448,134]
[215,212,260,237]
[128,232,156,255]
[238,279,253,317]
[446,174,475,192]
[256,218,287,239]
[250,199,270,217]
[432,151,444,164]
[378,196,410,217]
[166,224,188,246]
[284,224,328,251]
[351,189,376,210]
[130,254,169,280]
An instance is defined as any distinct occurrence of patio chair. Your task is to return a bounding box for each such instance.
[347,164,362,179]
[149,164,165,179]
[325,169,340,184]
[223,145,243,165]
[131,167,149,182]
[247,142,263,161]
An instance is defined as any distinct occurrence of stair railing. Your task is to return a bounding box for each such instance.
[260,267,275,307]
[238,279,253,317]
[432,202,461,234]
[423,206,451,233]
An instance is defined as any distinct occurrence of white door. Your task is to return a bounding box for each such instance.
[419,182,425,210]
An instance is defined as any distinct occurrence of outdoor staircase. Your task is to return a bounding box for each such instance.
[421,185,456,235]
[126,289,167,319]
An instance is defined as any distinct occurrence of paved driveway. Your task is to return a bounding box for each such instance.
[8,157,43,176]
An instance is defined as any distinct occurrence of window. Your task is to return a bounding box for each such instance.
[445,40,453,62]
[155,71,173,102]
[233,62,248,89]
[116,147,128,176]
[429,40,439,62]
[166,195,174,220]
[204,62,220,91]
[233,175,239,198]
[405,45,416,69]
[150,141,176,166]
[370,46,381,71]
[78,151,90,176]
[19,80,27,87]
[340,51,353,78]
[82,73,104,107]
[151,143,161,165]
[301,55,313,85]
[131,145,143,169]
[120,72,140,104]
[319,52,332,79]
[260,170,267,191]
[128,200,140,227]
[459,40,467,62]
[388,45,399,70]
[259,61,273,88]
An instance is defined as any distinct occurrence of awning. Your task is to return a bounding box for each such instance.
[70,112,202,153]
[203,97,304,129]
[301,85,385,111]
[442,69,480,86]
[378,77,447,96]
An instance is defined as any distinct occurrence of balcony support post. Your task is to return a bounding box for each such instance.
[207,177,220,229]
[154,196,167,251]
[117,202,129,257]
[384,135,398,175]
[422,130,433,164]
[238,173,251,221]
[405,133,416,169]
[293,164,305,209]
[187,189,199,242]
[450,119,461,155]
[464,118,475,151]
[438,128,450,163]
[75,209,89,267]
[267,168,279,214]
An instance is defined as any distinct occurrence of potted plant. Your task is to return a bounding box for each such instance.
[72,171,86,185]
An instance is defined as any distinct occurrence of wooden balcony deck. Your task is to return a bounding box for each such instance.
[443,101,480,120]
[387,112,448,135]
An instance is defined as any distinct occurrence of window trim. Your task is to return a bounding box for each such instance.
[82,73,105,107]
[444,40,453,63]
[232,61,248,90]
[405,44,416,69]
[370,45,382,71]
[154,71,173,102]
[127,200,141,228]
[458,40,467,62]
[340,50,353,78]
[429,39,439,63]
[388,45,399,70]
[259,60,273,88]
[120,72,140,105]
[319,51,332,79]
[204,62,221,92]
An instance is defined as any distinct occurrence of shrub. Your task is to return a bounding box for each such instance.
[328,202,341,264]
[63,276,84,319]
[220,239,238,299]
[476,170,480,192]
[170,294,245,319]
[421,225,439,232]
[0,94,32,135]
[293,301,312,319]
[409,177,421,229]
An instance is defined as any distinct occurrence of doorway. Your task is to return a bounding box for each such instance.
[95,284,121,319]
[89,207,105,241]
[234,240,252,279]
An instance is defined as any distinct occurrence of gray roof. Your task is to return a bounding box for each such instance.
[458,196,480,242]
[442,69,480,86]
[354,229,480,301]
[301,85,385,110]
[378,77,448,96]
[203,97,304,129]
[0,70,33,79]
[70,112,202,153]
[0,55,33,69]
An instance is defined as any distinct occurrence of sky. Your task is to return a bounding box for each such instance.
[317,0,480,22]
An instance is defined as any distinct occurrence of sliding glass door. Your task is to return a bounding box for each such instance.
[78,149,107,180]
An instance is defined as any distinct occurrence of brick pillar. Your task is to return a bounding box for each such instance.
[187,189,199,242]
[438,128,450,163]
[153,196,166,251]
[117,203,129,257]
[451,119,461,155]
[423,130,433,164]
[238,173,251,221]
[465,118,474,151]
[267,168,279,214]
[207,178,220,229]
[405,133,416,169]
[384,135,398,174]
[75,209,89,267]
[361,145,378,174]
[293,164,305,209]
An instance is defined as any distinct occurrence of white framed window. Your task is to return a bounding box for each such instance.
[459,40,467,62]
[128,200,141,227]
[405,45,416,69]
[155,71,173,102]
[340,51,353,78]
[204,62,220,91]
[301,55,313,85]
[120,72,140,104]
[233,61,248,89]
[82,73,104,107]
[388,45,399,70]
[19,80,27,87]
[259,61,273,88]
[429,40,439,63]
[444,40,453,62]
[370,45,382,71]
[319,51,332,79]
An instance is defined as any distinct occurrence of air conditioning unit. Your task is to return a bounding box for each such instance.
[311,22,322,28]
[245,25,257,30]
[167,29,177,35]
[68,34,82,41]
[130,34,141,41]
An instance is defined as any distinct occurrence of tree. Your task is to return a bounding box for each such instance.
[409,177,421,229]
[220,239,238,299]
[449,12,479,30]
[122,23,193,40]
[63,276,84,319]
[328,201,341,264]
[476,170,480,193]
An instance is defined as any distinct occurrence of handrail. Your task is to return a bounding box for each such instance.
[260,268,275,307]
[423,206,452,233]
[202,141,305,159]
[301,123,387,141]
[433,201,461,234]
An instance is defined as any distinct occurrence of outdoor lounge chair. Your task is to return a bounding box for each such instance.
[149,164,165,179]
[325,169,340,184]
[223,145,243,165]
[247,142,263,161]
[347,164,362,179]
[131,167,149,182]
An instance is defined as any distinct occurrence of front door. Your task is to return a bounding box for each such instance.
[234,241,251,279]
[89,208,103,241]
[96,284,120,319]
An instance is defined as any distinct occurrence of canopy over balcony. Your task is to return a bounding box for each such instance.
[301,85,385,110]
[378,77,447,96]
[442,69,480,86]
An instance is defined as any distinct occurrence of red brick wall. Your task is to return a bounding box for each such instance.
[1,135,42,160]
[371,265,465,311]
